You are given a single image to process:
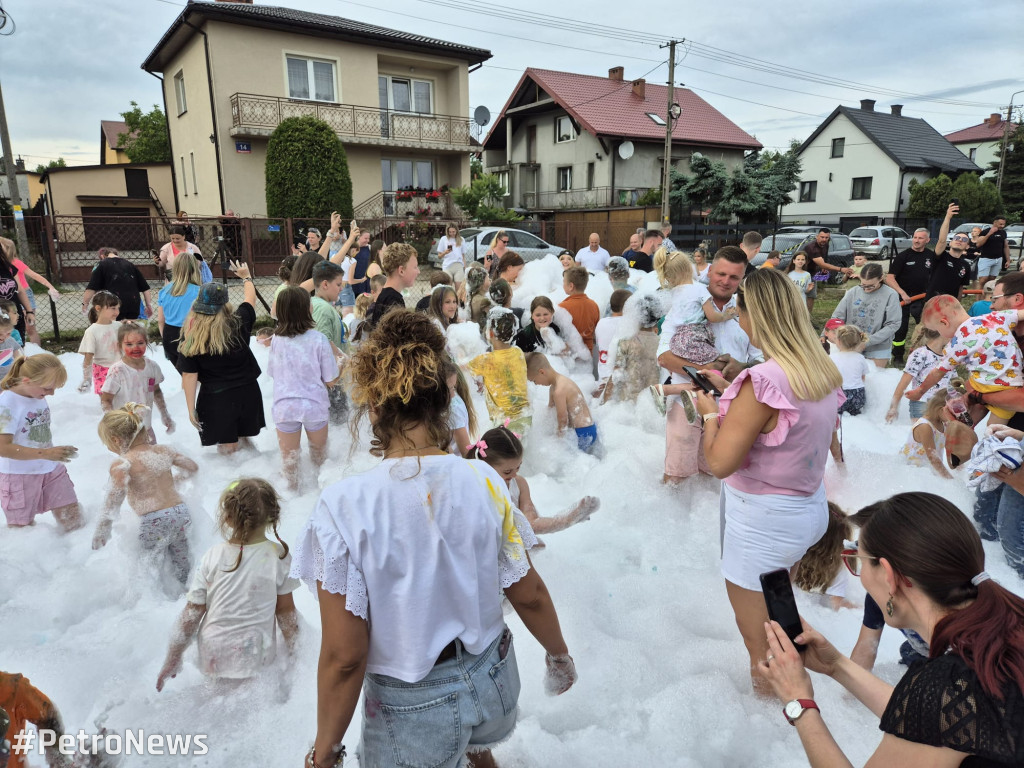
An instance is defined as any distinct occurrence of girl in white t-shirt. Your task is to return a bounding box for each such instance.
[0,353,82,530]
[78,290,122,394]
[886,326,951,423]
[437,224,466,291]
[100,322,174,444]
[655,249,736,366]
[786,252,815,311]
[156,478,301,690]
[833,325,871,416]
[443,359,477,456]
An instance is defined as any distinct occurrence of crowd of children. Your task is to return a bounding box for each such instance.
[7,225,1024,766]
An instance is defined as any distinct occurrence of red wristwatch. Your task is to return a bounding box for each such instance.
[783,699,819,725]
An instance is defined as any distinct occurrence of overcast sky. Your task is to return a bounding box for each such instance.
[3,0,1023,169]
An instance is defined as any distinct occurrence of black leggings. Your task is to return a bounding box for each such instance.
[162,324,182,369]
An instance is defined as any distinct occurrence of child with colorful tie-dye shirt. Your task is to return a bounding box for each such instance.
[906,295,1024,424]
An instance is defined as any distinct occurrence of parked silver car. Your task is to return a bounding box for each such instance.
[848,226,912,260]
[428,227,563,267]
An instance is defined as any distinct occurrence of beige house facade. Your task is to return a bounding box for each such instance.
[142,1,490,218]
[41,163,174,219]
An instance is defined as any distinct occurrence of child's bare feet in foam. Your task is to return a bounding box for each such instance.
[944,420,979,469]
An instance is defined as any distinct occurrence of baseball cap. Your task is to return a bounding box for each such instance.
[192,282,229,315]
[824,318,846,330]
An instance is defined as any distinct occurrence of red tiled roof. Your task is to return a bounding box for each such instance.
[491,68,761,149]
[101,120,131,150]
[944,119,1020,144]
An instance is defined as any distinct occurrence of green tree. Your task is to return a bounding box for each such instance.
[906,174,954,218]
[990,123,1024,217]
[450,173,520,222]
[33,157,66,174]
[950,172,1004,221]
[119,102,171,163]
[668,154,729,219]
[265,116,353,219]
[744,144,802,221]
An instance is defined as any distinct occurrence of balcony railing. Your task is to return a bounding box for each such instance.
[229,93,472,147]
[353,191,463,220]
[520,186,656,210]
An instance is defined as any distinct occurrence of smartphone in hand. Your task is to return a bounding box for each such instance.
[760,568,806,652]
[682,365,722,396]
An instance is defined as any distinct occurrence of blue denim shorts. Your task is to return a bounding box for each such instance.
[360,628,520,768]
[338,285,356,308]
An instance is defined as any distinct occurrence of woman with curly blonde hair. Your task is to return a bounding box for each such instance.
[292,309,576,768]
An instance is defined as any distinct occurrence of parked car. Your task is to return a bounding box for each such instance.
[945,223,990,244]
[428,227,563,267]
[750,232,855,284]
[848,226,912,260]
[775,226,826,235]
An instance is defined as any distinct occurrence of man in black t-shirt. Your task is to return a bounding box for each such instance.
[975,216,1011,290]
[83,249,152,320]
[927,202,972,300]
[885,228,933,363]
[627,230,660,273]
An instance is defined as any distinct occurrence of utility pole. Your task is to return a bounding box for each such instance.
[998,89,1024,192]
[0,78,30,259]
[659,39,683,225]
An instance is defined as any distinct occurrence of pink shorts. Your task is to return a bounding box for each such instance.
[664,400,710,479]
[92,364,110,395]
[0,465,78,525]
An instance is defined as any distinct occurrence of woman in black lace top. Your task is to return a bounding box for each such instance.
[760,492,1024,767]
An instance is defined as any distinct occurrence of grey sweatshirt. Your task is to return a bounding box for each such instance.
[831,285,902,358]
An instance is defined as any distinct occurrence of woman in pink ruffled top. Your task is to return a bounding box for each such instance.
[694,268,844,693]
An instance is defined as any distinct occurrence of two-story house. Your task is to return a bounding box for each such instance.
[100,121,133,165]
[785,100,981,229]
[481,67,761,211]
[141,0,490,218]
[945,113,1020,179]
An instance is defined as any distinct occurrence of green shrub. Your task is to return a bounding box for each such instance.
[265,116,353,219]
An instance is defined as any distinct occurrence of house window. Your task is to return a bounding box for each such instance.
[173,71,187,116]
[587,162,595,190]
[557,166,573,191]
[831,138,845,158]
[496,170,509,195]
[645,112,667,126]
[382,158,435,190]
[851,176,872,200]
[799,181,817,203]
[969,147,978,161]
[379,75,433,114]
[180,156,188,197]
[286,55,336,102]
[555,116,576,143]
[190,152,198,195]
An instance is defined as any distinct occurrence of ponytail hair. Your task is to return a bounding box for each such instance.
[465,425,523,463]
[835,324,869,351]
[97,402,149,454]
[859,492,1024,699]
[1,352,67,391]
[218,478,287,573]
[653,248,694,288]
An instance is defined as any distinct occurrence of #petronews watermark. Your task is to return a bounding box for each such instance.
[11,728,209,757]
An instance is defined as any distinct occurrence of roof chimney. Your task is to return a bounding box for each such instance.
[989,112,1003,126]
[890,104,903,117]
[631,78,646,99]
[860,99,876,112]
[608,66,624,81]
[14,156,24,172]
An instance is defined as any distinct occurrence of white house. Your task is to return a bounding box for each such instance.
[481,67,761,211]
[784,100,980,229]
[945,113,1020,179]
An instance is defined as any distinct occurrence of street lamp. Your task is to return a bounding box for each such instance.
[998,89,1024,192]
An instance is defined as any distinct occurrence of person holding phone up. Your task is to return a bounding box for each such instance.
[759,492,1024,767]
[693,268,844,694]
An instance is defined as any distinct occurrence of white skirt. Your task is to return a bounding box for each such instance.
[719,481,828,591]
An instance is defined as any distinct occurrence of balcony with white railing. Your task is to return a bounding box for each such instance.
[229,93,473,150]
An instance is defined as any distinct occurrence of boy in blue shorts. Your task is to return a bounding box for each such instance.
[525,352,600,454]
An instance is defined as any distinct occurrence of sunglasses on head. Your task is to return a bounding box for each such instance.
[841,540,880,576]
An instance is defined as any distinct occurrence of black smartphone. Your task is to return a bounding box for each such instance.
[682,365,722,396]
[951,197,961,210]
[760,568,806,652]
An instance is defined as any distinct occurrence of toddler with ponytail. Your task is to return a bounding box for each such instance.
[157,478,301,691]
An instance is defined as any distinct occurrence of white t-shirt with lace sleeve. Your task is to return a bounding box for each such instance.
[291,453,537,683]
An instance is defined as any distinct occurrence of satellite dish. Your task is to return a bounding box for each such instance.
[473,106,491,127]
[618,140,634,160]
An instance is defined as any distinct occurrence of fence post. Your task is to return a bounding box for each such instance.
[41,217,60,342]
